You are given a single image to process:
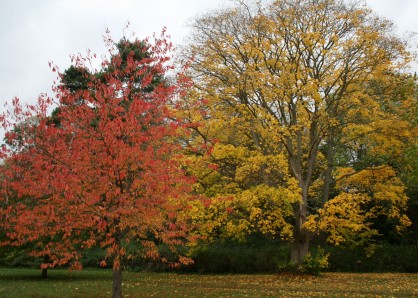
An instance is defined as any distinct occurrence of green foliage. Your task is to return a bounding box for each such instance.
[79,246,106,268]
[301,248,330,275]
[275,247,329,275]
[188,241,290,273]
[124,244,190,272]
[0,245,40,267]
[115,38,150,70]
[187,242,417,274]
[61,65,91,94]
[326,244,418,272]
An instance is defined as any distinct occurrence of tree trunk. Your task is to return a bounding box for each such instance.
[322,136,335,206]
[287,134,315,267]
[112,267,123,298]
[322,164,332,206]
[41,255,49,278]
[41,268,48,279]
[291,180,310,266]
[290,199,309,266]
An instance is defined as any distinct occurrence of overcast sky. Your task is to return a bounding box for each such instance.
[0,0,417,108]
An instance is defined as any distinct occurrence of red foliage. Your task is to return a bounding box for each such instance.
[0,31,195,274]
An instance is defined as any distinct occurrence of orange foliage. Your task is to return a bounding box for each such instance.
[0,30,195,274]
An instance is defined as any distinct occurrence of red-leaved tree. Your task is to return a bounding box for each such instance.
[0,30,195,298]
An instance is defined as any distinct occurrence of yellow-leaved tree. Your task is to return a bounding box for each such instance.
[182,0,416,265]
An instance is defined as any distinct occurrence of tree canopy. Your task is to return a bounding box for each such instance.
[182,0,416,264]
[0,30,195,298]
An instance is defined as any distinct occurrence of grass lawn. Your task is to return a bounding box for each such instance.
[0,268,417,297]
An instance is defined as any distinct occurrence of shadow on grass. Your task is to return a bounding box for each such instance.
[0,268,112,282]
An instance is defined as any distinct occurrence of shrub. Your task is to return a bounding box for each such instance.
[326,244,418,272]
[188,242,290,273]
[301,247,329,275]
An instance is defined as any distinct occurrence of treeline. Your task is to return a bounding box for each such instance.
[0,0,417,296]
[2,240,418,274]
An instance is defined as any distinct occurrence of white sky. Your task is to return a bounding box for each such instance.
[0,0,417,109]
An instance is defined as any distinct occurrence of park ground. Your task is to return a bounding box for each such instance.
[0,268,417,297]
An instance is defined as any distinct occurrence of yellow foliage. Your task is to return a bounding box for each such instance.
[180,0,416,250]
[306,193,378,246]
[307,166,411,247]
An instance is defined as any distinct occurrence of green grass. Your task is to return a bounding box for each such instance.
[0,268,417,297]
